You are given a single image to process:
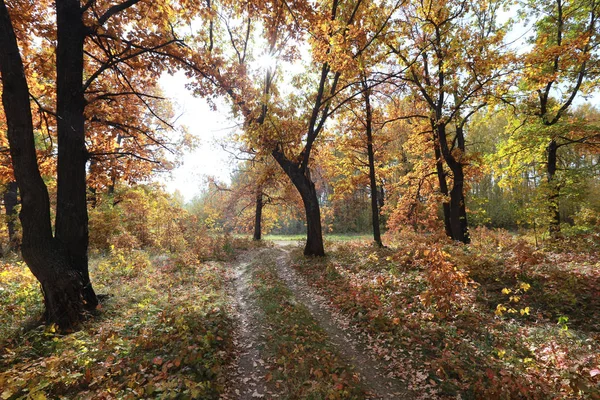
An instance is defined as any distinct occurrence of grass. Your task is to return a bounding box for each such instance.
[0,249,234,400]
[249,251,366,399]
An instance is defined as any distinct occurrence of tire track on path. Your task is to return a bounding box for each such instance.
[222,249,275,400]
[273,246,414,400]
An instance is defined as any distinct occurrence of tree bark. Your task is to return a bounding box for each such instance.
[272,149,325,256]
[432,125,453,238]
[546,139,561,236]
[3,181,18,249]
[88,159,97,208]
[448,161,470,243]
[253,191,263,241]
[0,0,90,330]
[363,84,383,247]
[437,124,470,244]
[55,0,97,310]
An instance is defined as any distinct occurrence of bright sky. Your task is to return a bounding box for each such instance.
[158,71,238,202]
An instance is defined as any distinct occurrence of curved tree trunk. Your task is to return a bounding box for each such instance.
[437,124,470,244]
[272,149,325,256]
[0,0,95,330]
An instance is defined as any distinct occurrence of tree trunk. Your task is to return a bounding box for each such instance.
[55,0,97,310]
[272,149,325,256]
[88,186,97,208]
[433,125,452,238]
[448,163,470,244]
[546,139,561,236]
[363,84,383,247]
[253,191,263,241]
[3,181,18,249]
[437,124,470,244]
[0,0,89,330]
[88,159,97,208]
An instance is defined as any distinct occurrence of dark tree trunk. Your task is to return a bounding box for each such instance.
[378,185,384,210]
[88,159,97,208]
[272,149,325,256]
[363,84,383,247]
[0,0,90,330]
[253,191,263,241]
[4,181,18,249]
[55,0,97,310]
[448,162,470,244]
[437,124,470,244]
[433,126,452,238]
[88,186,97,208]
[546,139,561,236]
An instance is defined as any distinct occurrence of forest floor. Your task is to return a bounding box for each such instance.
[0,230,599,399]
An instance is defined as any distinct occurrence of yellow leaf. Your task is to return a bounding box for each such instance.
[495,304,507,316]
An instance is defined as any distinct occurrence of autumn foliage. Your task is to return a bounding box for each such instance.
[0,0,600,399]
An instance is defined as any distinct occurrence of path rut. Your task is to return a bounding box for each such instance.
[272,246,413,400]
[222,250,273,400]
[224,245,413,399]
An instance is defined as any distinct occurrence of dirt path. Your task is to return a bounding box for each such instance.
[224,245,413,399]
[272,246,413,400]
[222,249,274,400]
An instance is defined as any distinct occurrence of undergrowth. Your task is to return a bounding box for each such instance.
[291,229,600,399]
[0,249,235,400]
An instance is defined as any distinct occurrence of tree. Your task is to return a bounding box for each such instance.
[0,0,86,329]
[389,0,512,243]
[262,0,400,254]
[320,76,397,245]
[177,0,399,255]
[0,0,191,329]
[516,0,600,235]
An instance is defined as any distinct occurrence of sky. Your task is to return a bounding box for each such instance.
[157,51,299,202]
[158,71,238,202]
